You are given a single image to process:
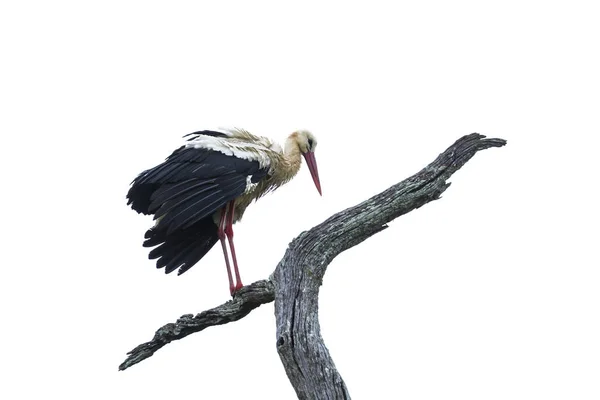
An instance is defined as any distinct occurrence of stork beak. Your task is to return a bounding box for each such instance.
[303,151,322,195]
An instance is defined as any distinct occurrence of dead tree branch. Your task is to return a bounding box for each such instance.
[120,133,506,399]
[118,280,275,371]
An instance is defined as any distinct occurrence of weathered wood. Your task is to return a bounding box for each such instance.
[272,133,506,399]
[120,133,506,399]
[119,279,275,371]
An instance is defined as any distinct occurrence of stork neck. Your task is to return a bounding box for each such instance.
[282,137,302,178]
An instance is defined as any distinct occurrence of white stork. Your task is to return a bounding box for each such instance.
[127,128,321,296]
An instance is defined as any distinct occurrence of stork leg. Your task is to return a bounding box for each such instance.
[217,206,235,296]
[225,200,244,293]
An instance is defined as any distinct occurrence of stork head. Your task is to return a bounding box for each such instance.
[293,130,322,196]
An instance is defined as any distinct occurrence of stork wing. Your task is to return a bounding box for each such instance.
[126,130,275,275]
[127,145,268,234]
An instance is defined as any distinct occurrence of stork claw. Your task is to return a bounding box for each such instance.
[230,282,244,297]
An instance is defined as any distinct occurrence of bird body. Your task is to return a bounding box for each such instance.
[185,129,303,222]
[127,128,321,295]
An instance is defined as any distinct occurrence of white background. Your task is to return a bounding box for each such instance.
[1,1,598,399]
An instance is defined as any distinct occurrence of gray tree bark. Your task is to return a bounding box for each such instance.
[120,133,506,400]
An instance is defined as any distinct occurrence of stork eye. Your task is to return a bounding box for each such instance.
[307,138,313,150]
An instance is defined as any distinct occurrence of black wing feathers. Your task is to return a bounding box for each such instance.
[183,130,228,140]
[143,219,219,275]
[148,179,208,212]
[127,141,269,275]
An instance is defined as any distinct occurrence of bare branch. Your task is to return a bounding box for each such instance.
[120,133,506,399]
[119,279,274,371]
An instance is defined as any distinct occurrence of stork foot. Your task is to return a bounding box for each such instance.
[230,282,244,297]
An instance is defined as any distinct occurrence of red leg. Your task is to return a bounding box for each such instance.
[225,200,243,293]
[218,206,235,296]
